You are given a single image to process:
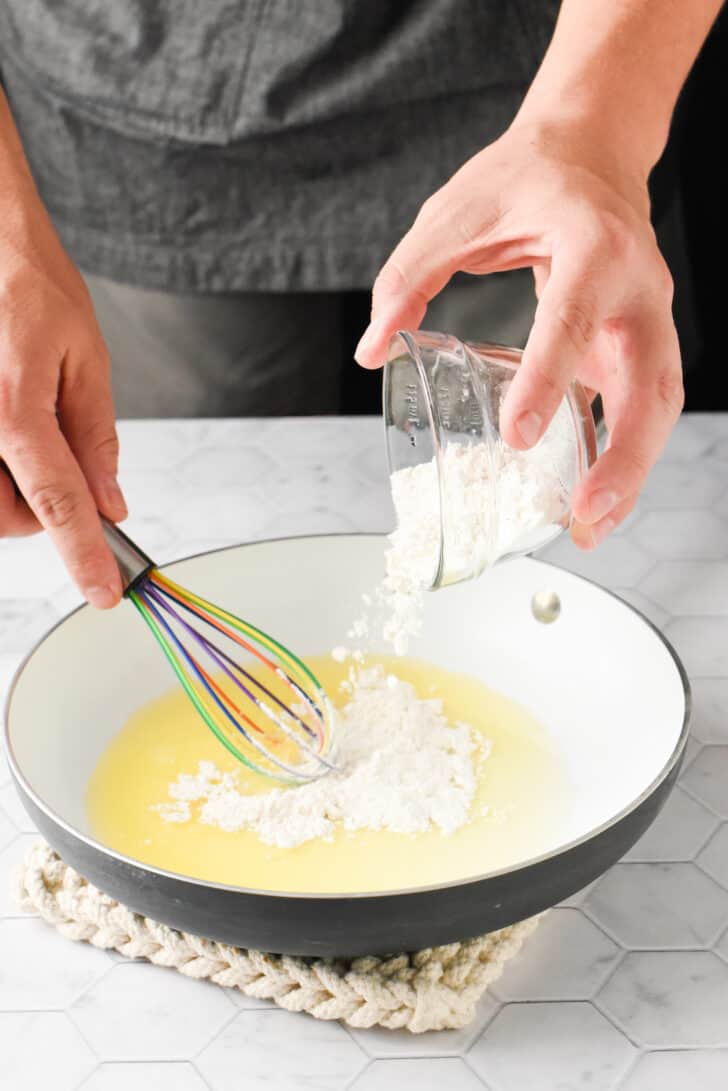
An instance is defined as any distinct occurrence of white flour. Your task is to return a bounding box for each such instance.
[358,434,569,656]
[155,665,486,848]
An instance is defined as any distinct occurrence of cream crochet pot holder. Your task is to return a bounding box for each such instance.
[16,841,540,1033]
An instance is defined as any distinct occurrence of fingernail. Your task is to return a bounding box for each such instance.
[588,488,619,523]
[591,516,616,547]
[86,584,119,609]
[515,410,543,448]
[102,477,128,518]
[354,323,378,366]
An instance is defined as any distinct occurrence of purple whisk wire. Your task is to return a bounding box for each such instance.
[100,516,335,782]
[145,580,318,741]
[137,581,330,778]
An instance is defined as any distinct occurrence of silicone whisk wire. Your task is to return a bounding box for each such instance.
[128,570,335,784]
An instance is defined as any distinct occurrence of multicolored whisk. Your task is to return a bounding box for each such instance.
[101,519,336,784]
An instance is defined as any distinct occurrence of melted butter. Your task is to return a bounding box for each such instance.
[86,656,571,894]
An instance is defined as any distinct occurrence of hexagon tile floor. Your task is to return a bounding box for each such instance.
[1,414,728,1091]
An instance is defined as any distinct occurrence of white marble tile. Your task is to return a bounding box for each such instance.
[157,536,232,565]
[349,995,498,1058]
[597,951,728,1047]
[118,516,175,559]
[610,588,670,630]
[0,746,11,791]
[351,1058,485,1091]
[0,652,22,705]
[0,532,70,598]
[0,784,37,834]
[259,494,391,537]
[260,507,361,538]
[173,443,279,490]
[257,462,391,533]
[689,679,728,744]
[643,562,728,616]
[0,598,60,656]
[165,418,272,456]
[558,878,601,908]
[117,467,184,518]
[0,667,20,785]
[264,417,378,469]
[469,1001,635,1090]
[689,414,728,439]
[679,736,703,776]
[622,787,718,863]
[70,962,235,1060]
[117,419,194,472]
[681,747,728,818]
[663,618,728,677]
[696,824,728,890]
[659,419,717,463]
[640,462,725,510]
[631,511,728,561]
[164,484,270,544]
[225,989,275,1010]
[0,805,16,851]
[715,926,728,962]
[0,917,111,1009]
[349,438,390,487]
[79,1061,209,1091]
[584,863,728,948]
[0,1011,96,1091]
[0,834,39,917]
[491,909,621,1001]
[47,582,84,617]
[619,1049,728,1091]
[538,535,654,589]
[610,502,643,537]
[196,1010,367,1091]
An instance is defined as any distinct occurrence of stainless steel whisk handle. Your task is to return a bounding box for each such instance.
[101,517,156,594]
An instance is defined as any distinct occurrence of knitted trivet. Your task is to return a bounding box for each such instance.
[16,841,540,1033]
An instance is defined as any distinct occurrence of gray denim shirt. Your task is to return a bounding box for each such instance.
[0,2,558,292]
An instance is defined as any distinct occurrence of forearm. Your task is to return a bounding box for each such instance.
[515,0,724,181]
[0,87,42,245]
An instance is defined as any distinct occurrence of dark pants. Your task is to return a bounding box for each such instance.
[87,271,537,419]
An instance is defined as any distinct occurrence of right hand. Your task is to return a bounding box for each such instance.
[1,99,127,607]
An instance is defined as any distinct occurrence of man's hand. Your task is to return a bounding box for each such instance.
[355,121,683,548]
[1,91,126,606]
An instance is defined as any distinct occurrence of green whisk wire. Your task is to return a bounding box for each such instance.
[101,518,336,784]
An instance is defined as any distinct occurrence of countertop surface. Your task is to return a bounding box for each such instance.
[1,413,727,1091]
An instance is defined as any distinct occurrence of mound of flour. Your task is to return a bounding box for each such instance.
[155,665,486,848]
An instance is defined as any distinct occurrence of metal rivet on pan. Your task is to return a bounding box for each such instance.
[531,590,561,624]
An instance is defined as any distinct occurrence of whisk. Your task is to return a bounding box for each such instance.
[101,519,336,785]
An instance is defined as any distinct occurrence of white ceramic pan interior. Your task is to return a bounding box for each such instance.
[6,535,688,863]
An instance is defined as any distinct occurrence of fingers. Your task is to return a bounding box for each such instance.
[0,463,40,536]
[571,301,683,532]
[571,494,638,550]
[355,190,474,368]
[500,242,615,449]
[1,409,123,608]
[58,340,127,523]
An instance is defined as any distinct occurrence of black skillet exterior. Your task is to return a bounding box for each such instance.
[15,749,682,958]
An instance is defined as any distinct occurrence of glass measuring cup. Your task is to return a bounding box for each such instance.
[383,330,597,589]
